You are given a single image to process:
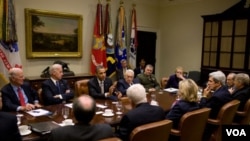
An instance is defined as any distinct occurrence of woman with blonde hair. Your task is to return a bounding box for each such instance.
[166,79,200,129]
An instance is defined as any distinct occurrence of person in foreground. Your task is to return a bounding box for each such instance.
[1,67,41,111]
[0,92,22,141]
[165,66,186,89]
[88,65,122,100]
[41,64,74,105]
[48,95,114,141]
[166,79,200,141]
[199,70,233,141]
[116,84,165,141]
[136,64,160,92]
[117,69,140,96]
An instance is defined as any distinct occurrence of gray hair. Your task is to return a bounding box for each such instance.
[126,84,147,105]
[8,67,22,79]
[209,71,226,85]
[49,64,62,75]
[125,69,134,76]
[234,73,249,86]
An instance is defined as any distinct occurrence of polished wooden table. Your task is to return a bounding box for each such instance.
[17,91,176,141]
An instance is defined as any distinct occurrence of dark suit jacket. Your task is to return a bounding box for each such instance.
[166,100,200,129]
[88,77,116,100]
[117,78,140,96]
[165,74,182,89]
[231,86,250,111]
[116,103,165,141]
[134,67,144,77]
[48,123,114,141]
[199,86,233,118]
[136,73,160,91]
[1,83,39,111]
[0,112,22,141]
[41,79,74,105]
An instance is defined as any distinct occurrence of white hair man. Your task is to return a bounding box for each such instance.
[116,84,165,141]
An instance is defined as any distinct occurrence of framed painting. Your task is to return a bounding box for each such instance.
[25,8,83,58]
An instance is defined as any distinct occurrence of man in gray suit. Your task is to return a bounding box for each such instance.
[48,95,114,141]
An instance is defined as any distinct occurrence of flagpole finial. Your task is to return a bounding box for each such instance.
[120,0,124,5]
[132,3,136,8]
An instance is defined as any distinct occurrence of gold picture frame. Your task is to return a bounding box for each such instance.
[25,8,83,58]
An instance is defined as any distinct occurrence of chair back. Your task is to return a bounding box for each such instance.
[171,108,211,141]
[208,100,240,141]
[187,71,201,85]
[130,119,173,141]
[74,79,90,97]
[0,73,9,89]
[160,77,169,89]
[235,99,250,125]
[98,137,122,141]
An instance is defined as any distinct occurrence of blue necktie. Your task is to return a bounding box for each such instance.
[56,81,61,94]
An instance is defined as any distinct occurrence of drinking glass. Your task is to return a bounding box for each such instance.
[116,102,123,115]
[62,107,69,120]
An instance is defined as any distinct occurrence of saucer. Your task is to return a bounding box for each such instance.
[102,113,114,117]
[20,130,32,136]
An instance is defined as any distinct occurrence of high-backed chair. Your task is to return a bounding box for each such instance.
[130,119,173,141]
[160,77,169,89]
[0,73,9,89]
[74,79,90,97]
[98,137,122,141]
[170,108,211,141]
[233,99,250,125]
[187,71,201,85]
[207,100,240,141]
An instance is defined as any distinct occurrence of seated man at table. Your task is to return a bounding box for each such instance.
[41,64,74,105]
[48,95,114,141]
[165,66,186,89]
[136,64,160,92]
[0,92,22,141]
[226,72,236,94]
[116,59,131,81]
[199,70,233,141]
[1,67,41,112]
[116,84,165,141]
[134,58,146,77]
[117,69,140,96]
[88,65,122,100]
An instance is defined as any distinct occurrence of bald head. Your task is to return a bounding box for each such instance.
[73,95,96,124]
[8,67,24,86]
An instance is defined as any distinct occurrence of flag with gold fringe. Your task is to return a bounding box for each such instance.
[0,0,22,79]
[128,4,138,69]
[90,1,107,75]
[115,1,127,69]
[104,0,116,77]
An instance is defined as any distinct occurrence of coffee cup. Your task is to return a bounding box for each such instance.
[104,109,113,115]
[63,119,73,125]
[18,125,29,132]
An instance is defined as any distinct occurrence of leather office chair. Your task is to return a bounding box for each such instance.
[37,88,44,105]
[0,73,9,89]
[130,119,173,141]
[233,99,250,125]
[170,108,211,141]
[160,77,169,89]
[187,71,201,85]
[74,79,90,97]
[98,137,122,141]
[207,100,240,141]
[120,97,132,110]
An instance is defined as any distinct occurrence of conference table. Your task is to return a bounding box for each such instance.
[17,90,177,141]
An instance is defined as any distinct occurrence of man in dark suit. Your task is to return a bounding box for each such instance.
[1,68,41,112]
[116,59,131,80]
[199,70,233,141]
[88,65,122,100]
[116,84,165,141]
[42,64,74,105]
[117,69,140,96]
[133,58,146,77]
[0,92,22,141]
[48,95,114,141]
[136,64,160,92]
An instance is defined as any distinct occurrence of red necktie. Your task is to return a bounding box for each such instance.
[17,87,26,106]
